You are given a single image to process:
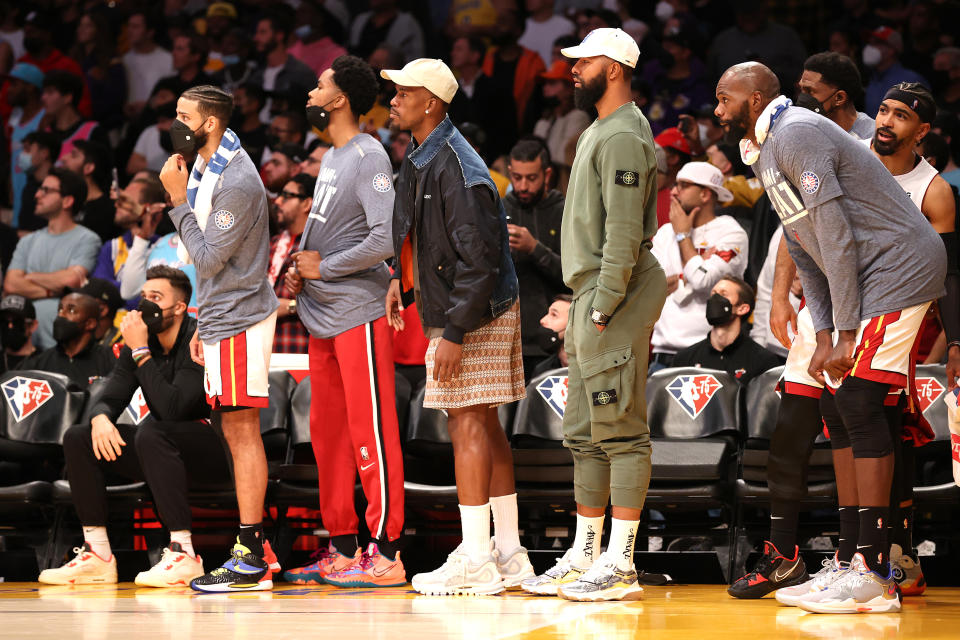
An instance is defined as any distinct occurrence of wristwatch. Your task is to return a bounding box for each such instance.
[675,231,690,243]
[288,299,297,315]
[590,307,611,325]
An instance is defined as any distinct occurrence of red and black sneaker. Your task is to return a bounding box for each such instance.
[727,541,808,599]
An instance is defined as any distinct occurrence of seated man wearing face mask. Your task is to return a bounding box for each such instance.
[672,276,781,386]
[39,266,228,587]
[18,291,116,386]
[0,295,40,374]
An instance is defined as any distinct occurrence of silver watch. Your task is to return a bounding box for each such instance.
[675,231,690,243]
[590,307,611,325]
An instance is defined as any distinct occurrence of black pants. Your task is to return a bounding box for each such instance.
[63,420,231,531]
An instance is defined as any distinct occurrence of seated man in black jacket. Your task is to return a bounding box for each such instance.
[672,276,781,386]
[38,266,231,587]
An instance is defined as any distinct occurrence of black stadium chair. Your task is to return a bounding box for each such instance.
[403,383,458,508]
[511,368,574,485]
[911,364,960,507]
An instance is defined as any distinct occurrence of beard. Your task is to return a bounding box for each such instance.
[574,73,607,111]
[516,183,546,207]
[721,101,750,145]
[872,128,902,156]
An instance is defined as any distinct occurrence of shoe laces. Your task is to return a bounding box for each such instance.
[157,547,183,568]
[69,546,90,564]
[579,552,618,584]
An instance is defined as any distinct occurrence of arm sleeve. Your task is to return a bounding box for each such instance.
[529,239,565,289]
[119,236,152,299]
[681,224,748,292]
[87,350,139,421]
[168,185,260,279]
[784,230,835,333]
[8,235,30,272]
[91,242,114,282]
[591,132,654,317]
[317,153,395,280]
[68,231,102,274]
[134,355,206,422]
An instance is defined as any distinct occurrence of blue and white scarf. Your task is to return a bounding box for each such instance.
[739,95,792,166]
[177,128,243,263]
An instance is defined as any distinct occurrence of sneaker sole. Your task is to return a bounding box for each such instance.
[521,581,564,596]
[730,571,809,601]
[798,595,902,614]
[324,578,408,588]
[38,575,117,585]
[191,579,274,593]
[135,574,203,588]
[411,581,505,596]
[558,583,644,602]
[501,571,536,590]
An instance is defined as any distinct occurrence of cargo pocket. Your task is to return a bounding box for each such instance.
[579,345,636,423]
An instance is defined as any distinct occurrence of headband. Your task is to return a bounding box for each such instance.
[883,87,935,123]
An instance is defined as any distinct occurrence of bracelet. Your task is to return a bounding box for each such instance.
[131,346,150,357]
[948,341,960,351]
[135,353,152,367]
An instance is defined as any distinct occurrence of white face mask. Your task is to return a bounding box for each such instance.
[862,44,883,68]
[655,1,675,22]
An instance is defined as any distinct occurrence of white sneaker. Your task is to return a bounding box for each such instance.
[38,543,117,585]
[521,549,590,596]
[411,545,504,596]
[776,553,849,606]
[557,550,643,602]
[135,543,205,588]
[492,541,535,589]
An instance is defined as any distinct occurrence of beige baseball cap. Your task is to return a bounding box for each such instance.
[677,162,734,203]
[561,27,640,68]
[380,58,459,104]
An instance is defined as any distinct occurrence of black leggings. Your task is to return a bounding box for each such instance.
[768,392,824,502]
[63,420,232,531]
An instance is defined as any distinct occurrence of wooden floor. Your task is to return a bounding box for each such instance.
[0,582,957,639]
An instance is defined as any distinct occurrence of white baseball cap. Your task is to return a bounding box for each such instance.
[380,58,459,104]
[561,28,640,68]
[676,162,734,203]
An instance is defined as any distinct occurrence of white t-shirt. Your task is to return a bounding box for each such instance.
[0,29,24,60]
[533,108,592,168]
[123,47,174,104]
[133,125,170,172]
[750,226,801,358]
[650,215,749,353]
[518,14,574,67]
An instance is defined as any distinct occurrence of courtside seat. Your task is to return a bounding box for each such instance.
[911,365,960,506]
[262,370,296,472]
[510,368,574,485]
[0,370,86,453]
[276,376,317,488]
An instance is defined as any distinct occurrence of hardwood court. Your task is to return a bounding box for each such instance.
[1,582,957,639]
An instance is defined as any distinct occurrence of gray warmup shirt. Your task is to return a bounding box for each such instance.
[850,111,876,140]
[297,133,394,339]
[169,148,278,343]
[754,106,946,333]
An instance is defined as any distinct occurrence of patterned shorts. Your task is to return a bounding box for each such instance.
[424,302,526,410]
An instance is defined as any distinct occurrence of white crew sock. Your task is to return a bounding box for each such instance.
[607,518,640,570]
[570,513,604,568]
[459,503,492,565]
[170,530,195,558]
[82,526,111,560]
[490,493,521,557]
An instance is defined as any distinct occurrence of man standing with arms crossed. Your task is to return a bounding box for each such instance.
[522,28,667,602]
[159,85,279,592]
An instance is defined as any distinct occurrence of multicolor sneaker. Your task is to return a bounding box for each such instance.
[38,543,117,585]
[323,543,407,588]
[889,543,925,596]
[557,550,643,602]
[727,541,808,599]
[410,545,504,596]
[521,549,589,596]
[282,543,359,584]
[492,541,535,590]
[262,539,281,574]
[797,553,902,614]
[776,553,850,606]
[190,539,272,592]
[135,542,204,588]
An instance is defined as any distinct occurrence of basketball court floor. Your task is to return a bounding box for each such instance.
[1,582,957,639]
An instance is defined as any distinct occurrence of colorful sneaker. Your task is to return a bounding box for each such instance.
[190,539,272,592]
[282,543,359,584]
[797,553,902,614]
[135,543,204,588]
[890,543,926,597]
[410,545,504,596]
[776,553,850,606]
[521,549,589,596]
[557,550,643,602]
[494,543,535,590]
[727,541,808,599]
[262,539,281,574]
[323,543,407,588]
[38,543,117,585]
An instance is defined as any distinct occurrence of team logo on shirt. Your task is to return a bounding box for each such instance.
[799,171,820,194]
[536,375,569,419]
[372,172,392,193]
[213,209,235,230]
[124,387,152,424]
[666,374,722,419]
[2,377,54,422]
[915,377,945,414]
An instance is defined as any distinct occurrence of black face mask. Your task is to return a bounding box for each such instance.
[2,320,29,351]
[542,95,561,110]
[169,119,208,155]
[705,293,736,327]
[537,328,563,355]
[266,133,281,150]
[137,299,173,335]
[159,129,173,153]
[795,91,837,116]
[53,317,85,345]
[305,96,341,132]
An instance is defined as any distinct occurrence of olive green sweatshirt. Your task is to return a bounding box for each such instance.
[560,102,659,317]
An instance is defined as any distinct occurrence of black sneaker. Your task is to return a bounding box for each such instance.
[190,538,272,592]
[727,541,808,599]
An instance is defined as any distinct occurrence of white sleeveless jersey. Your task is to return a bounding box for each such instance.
[894,156,939,210]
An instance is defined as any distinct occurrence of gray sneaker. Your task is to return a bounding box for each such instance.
[557,551,643,602]
[776,553,849,606]
[797,553,901,614]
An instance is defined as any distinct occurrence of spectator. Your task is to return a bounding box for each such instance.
[650,162,748,370]
[41,70,105,160]
[827,27,860,63]
[91,177,166,310]
[268,111,307,148]
[262,143,305,194]
[448,36,515,160]
[445,0,513,41]
[920,132,950,173]
[69,11,126,128]
[653,127,692,227]
[751,226,802,358]
[672,276,781,385]
[502,138,567,379]
[932,47,960,114]
[705,143,763,209]
[482,8,546,131]
[202,2,238,75]
[349,0,425,63]
[287,0,348,78]
[270,174,314,354]
[76,278,125,347]
[213,26,257,93]
[707,0,806,90]
[121,231,198,311]
[3,168,101,349]
[0,295,39,373]
[0,2,24,62]
[14,10,92,118]
[457,122,511,197]
[6,62,45,229]
[230,83,269,165]
[250,11,317,121]
[531,294,571,377]
[863,26,928,116]
[642,26,713,135]
[532,60,590,173]
[154,32,214,98]
[901,0,940,84]
[60,140,120,242]
[388,129,410,178]
[518,0,574,67]
[14,130,59,232]
[299,139,330,177]
[122,9,174,119]
[797,51,875,140]
[17,291,115,386]
[128,100,177,174]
